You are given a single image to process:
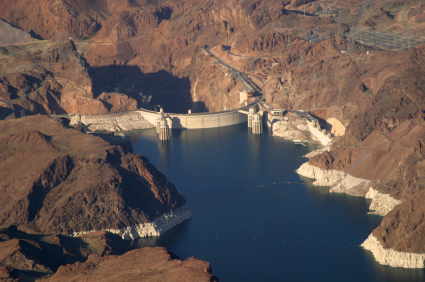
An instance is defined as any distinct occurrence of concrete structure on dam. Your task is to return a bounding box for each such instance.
[69,99,262,132]
[138,107,250,129]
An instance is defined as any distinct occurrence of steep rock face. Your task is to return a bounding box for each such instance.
[0,115,186,236]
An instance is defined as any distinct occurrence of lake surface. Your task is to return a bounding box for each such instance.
[126,124,425,282]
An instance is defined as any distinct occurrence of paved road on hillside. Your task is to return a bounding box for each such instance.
[0,100,15,120]
[203,47,262,94]
[352,0,375,28]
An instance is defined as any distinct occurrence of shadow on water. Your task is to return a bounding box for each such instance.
[91,65,194,113]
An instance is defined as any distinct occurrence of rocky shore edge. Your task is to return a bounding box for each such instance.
[361,234,425,268]
[295,157,424,268]
[72,204,193,240]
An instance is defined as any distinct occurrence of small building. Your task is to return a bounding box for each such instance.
[271,109,286,116]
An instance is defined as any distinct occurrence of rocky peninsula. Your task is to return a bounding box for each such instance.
[0,115,212,281]
[0,115,191,238]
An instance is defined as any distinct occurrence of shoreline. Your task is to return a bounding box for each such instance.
[361,234,425,268]
[72,204,193,240]
[271,117,333,146]
[295,153,423,268]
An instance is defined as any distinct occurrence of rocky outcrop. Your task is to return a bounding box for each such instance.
[361,234,425,268]
[61,92,138,115]
[296,163,402,210]
[365,188,402,216]
[304,145,330,158]
[0,228,135,281]
[0,227,218,281]
[78,112,154,132]
[45,247,218,282]
[0,115,190,237]
[297,162,346,187]
[73,204,193,240]
[307,121,332,146]
[272,119,309,141]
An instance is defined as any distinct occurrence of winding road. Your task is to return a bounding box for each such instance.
[0,100,15,120]
[203,47,262,94]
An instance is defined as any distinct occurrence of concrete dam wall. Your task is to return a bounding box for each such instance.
[139,109,248,129]
[73,104,253,132]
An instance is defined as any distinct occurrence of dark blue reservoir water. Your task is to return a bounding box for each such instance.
[126,124,425,282]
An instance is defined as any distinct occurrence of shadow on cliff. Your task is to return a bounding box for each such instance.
[91,65,194,114]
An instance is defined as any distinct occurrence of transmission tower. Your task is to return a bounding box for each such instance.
[406,24,411,34]
[76,56,82,79]
[57,32,64,57]
[45,56,50,68]
[336,15,343,38]
[84,69,89,84]
[249,57,255,72]
[299,49,304,68]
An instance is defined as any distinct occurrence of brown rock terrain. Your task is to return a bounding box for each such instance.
[0,227,133,281]
[45,247,218,282]
[0,227,217,282]
[302,44,425,251]
[0,0,422,115]
[0,38,137,116]
[0,0,353,113]
[0,115,185,235]
[0,0,425,267]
